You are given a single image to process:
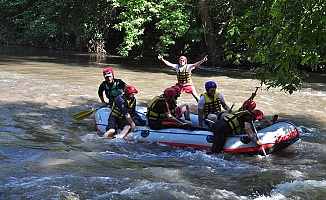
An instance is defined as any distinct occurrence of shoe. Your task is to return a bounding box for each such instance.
[271,115,279,123]
[206,150,213,155]
[206,150,221,155]
[181,123,196,131]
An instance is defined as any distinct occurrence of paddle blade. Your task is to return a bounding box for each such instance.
[73,110,96,121]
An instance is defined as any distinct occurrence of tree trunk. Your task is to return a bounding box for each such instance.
[198,0,219,66]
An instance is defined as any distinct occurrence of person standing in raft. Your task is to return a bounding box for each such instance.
[102,85,138,138]
[157,54,208,102]
[197,81,233,128]
[146,87,192,130]
[98,68,127,108]
[208,100,263,154]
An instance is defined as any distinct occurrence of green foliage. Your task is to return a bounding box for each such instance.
[0,0,112,51]
[224,0,325,94]
[108,0,199,56]
[1,0,325,94]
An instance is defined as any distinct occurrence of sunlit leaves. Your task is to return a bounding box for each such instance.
[110,0,156,56]
[228,27,240,37]
[224,0,325,94]
[108,0,197,56]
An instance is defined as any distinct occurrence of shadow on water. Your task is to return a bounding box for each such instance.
[0,99,101,151]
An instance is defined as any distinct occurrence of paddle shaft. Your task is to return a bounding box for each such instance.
[248,86,260,101]
[230,102,235,111]
[252,121,269,162]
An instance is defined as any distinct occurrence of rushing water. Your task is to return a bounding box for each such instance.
[0,44,325,200]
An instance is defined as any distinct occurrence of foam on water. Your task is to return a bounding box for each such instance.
[98,181,248,200]
[255,180,326,200]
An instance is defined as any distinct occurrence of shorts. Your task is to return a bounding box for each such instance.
[106,115,130,131]
[210,120,232,137]
[176,83,195,93]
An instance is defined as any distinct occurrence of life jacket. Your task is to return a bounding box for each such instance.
[223,110,251,135]
[111,95,136,119]
[168,98,177,117]
[202,92,222,116]
[104,81,124,101]
[177,65,192,84]
[147,95,169,121]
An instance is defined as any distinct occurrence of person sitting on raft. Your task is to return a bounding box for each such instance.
[146,87,193,130]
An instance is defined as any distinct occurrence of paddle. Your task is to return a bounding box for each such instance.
[73,106,104,121]
[252,121,269,162]
[230,102,235,111]
[248,86,261,101]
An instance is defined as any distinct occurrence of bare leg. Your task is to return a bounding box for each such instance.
[178,104,190,120]
[102,128,115,138]
[207,114,217,122]
[176,104,193,126]
[207,114,218,128]
[219,112,230,119]
[191,86,199,102]
[117,125,131,138]
[184,104,191,120]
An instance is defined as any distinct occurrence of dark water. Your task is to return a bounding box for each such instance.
[0,44,325,200]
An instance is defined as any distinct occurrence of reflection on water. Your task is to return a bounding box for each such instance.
[0,44,325,199]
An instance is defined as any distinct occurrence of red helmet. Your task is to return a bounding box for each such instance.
[171,85,181,94]
[241,100,256,110]
[252,109,264,121]
[178,56,187,62]
[164,87,177,98]
[103,68,114,78]
[124,85,138,95]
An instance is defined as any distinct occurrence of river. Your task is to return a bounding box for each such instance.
[0,44,325,200]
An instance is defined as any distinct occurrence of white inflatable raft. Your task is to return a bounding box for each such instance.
[94,106,299,155]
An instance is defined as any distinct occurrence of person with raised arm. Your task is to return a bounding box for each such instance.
[158,54,208,102]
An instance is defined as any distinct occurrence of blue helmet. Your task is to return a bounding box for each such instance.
[205,81,217,91]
